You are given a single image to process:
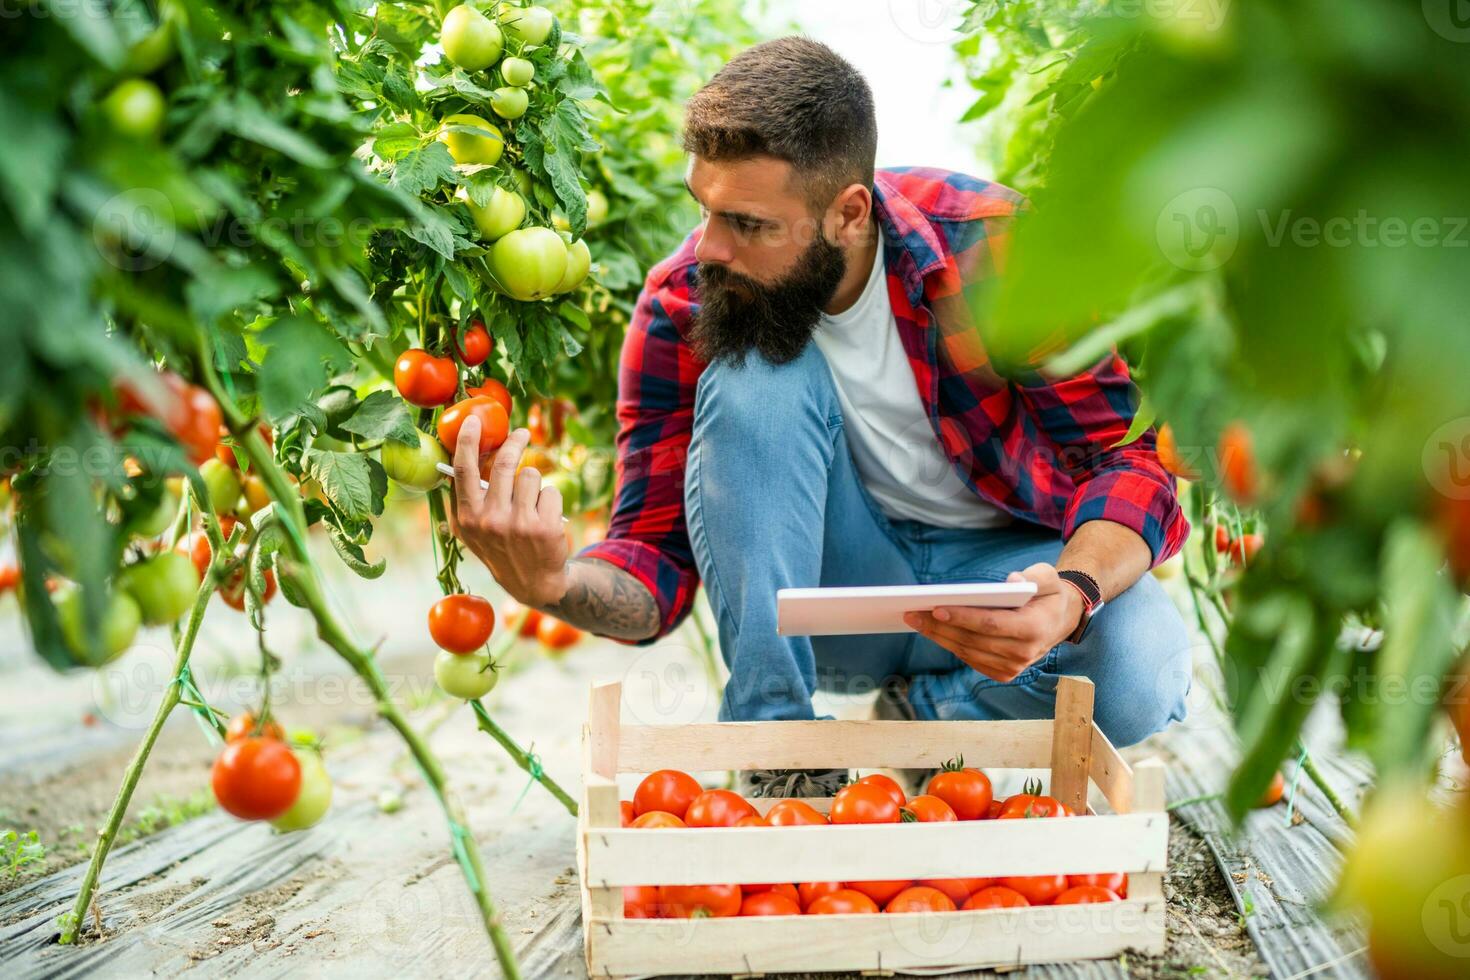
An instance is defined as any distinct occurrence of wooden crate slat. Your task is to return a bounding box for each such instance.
[1048,676,1094,814]
[1089,723,1133,813]
[1126,757,1167,905]
[616,719,1054,772]
[583,812,1166,886]
[586,900,1165,978]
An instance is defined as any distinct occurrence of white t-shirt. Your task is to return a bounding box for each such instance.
[812,239,1010,529]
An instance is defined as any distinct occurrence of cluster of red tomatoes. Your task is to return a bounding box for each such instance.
[211,712,331,832]
[619,766,1127,918]
[1213,525,1264,567]
[392,322,513,460]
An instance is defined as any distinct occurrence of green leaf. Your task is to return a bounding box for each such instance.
[372,122,421,161]
[390,141,457,198]
[340,390,419,446]
[256,317,351,420]
[1113,392,1156,449]
[302,449,387,522]
[327,525,387,579]
[226,94,334,168]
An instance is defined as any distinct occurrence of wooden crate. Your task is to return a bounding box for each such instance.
[578,676,1167,978]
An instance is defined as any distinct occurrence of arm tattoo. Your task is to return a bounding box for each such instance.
[541,558,660,642]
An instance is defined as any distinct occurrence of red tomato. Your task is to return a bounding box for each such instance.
[172,378,224,465]
[1155,423,1197,480]
[797,881,844,911]
[733,814,768,827]
[963,886,1030,910]
[1055,885,1120,905]
[0,564,18,593]
[220,566,276,611]
[926,761,993,820]
[211,737,302,820]
[1228,533,1264,566]
[830,783,900,824]
[744,882,800,902]
[765,799,828,826]
[1214,525,1231,553]
[467,378,512,418]
[997,794,1067,819]
[455,321,492,366]
[437,396,509,455]
[985,799,1004,819]
[619,800,635,827]
[920,878,995,904]
[659,883,742,918]
[1000,874,1069,905]
[394,349,459,407]
[225,712,284,743]
[1219,422,1261,504]
[624,885,661,918]
[633,770,703,819]
[685,790,757,828]
[902,795,957,823]
[740,891,800,916]
[885,886,957,914]
[1069,872,1127,897]
[500,597,542,638]
[1257,769,1286,807]
[807,889,879,915]
[526,401,551,445]
[629,810,685,829]
[536,615,582,650]
[428,593,495,653]
[856,773,905,809]
[847,879,913,906]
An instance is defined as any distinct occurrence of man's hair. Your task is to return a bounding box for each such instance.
[682,36,877,208]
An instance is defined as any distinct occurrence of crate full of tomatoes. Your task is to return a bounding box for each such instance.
[577,677,1167,977]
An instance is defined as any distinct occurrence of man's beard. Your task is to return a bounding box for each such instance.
[689,235,847,366]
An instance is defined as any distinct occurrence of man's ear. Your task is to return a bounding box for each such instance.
[825,183,873,246]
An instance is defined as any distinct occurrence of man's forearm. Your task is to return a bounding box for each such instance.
[1057,520,1152,601]
[539,558,661,642]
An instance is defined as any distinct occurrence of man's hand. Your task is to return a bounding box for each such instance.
[903,563,1085,682]
[447,416,570,607]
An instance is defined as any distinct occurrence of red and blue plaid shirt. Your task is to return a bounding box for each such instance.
[580,167,1189,640]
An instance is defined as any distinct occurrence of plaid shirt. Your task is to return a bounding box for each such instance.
[580,167,1189,640]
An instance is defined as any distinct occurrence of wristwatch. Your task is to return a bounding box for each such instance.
[1057,570,1104,644]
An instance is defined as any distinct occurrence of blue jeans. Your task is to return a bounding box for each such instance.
[684,344,1192,748]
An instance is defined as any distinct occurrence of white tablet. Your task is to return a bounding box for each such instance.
[776,582,1038,636]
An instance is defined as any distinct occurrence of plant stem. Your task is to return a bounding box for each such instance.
[470,701,578,816]
[59,560,216,944]
[1295,739,1358,828]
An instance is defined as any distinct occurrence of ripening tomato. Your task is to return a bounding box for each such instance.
[925,761,993,820]
[885,886,956,914]
[921,878,994,904]
[963,886,1029,910]
[395,349,458,408]
[1054,885,1120,905]
[1000,874,1068,905]
[797,881,844,911]
[536,615,582,651]
[997,791,1067,819]
[120,551,200,625]
[734,814,768,827]
[212,736,302,820]
[526,401,551,445]
[455,321,492,366]
[830,782,900,824]
[173,381,223,465]
[1219,422,1260,504]
[659,883,742,918]
[744,882,800,902]
[1068,872,1127,898]
[847,879,912,906]
[1155,423,1197,479]
[0,564,18,593]
[902,794,956,823]
[499,598,543,638]
[428,593,495,653]
[226,711,284,743]
[467,378,513,419]
[685,789,757,828]
[1214,525,1231,553]
[765,799,828,826]
[985,799,1004,819]
[807,889,879,915]
[624,885,662,919]
[220,566,276,611]
[856,773,905,809]
[629,810,685,829]
[1256,769,1286,807]
[438,396,509,456]
[620,800,636,827]
[270,748,333,832]
[740,891,800,916]
[633,769,702,819]
[1228,533,1264,566]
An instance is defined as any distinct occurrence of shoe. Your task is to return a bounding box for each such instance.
[872,676,935,798]
[738,767,849,799]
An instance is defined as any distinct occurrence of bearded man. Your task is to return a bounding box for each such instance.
[448,37,1193,796]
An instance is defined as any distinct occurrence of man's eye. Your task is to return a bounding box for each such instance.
[731,218,761,233]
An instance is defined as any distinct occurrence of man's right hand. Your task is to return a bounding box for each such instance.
[448,415,570,608]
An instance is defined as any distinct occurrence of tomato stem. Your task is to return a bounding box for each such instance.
[469,700,579,816]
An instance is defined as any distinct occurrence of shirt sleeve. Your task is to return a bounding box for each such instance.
[1014,353,1190,565]
[576,261,703,642]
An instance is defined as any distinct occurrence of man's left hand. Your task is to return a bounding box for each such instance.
[903,563,1084,682]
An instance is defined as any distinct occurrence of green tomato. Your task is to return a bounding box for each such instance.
[461,185,526,241]
[500,56,535,88]
[490,85,529,120]
[500,5,555,46]
[492,227,567,301]
[440,4,504,70]
[103,79,165,140]
[125,21,176,75]
[439,113,504,166]
[199,458,242,515]
[434,649,499,700]
[270,749,333,832]
[555,238,591,293]
[585,189,609,228]
[380,430,449,491]
[542,470,582,514]
[312,433,353,453]
[120,551,200,625]
[511,167,533,198]
[56,587,142,666]
[124,479,182,539]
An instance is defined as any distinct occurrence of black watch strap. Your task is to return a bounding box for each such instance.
[1057,570,1103,644]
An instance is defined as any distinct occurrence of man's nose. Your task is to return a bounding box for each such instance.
[694,221,734,265]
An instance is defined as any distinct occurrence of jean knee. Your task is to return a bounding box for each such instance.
[694,344,834,441]
[1088,582,1193,748]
